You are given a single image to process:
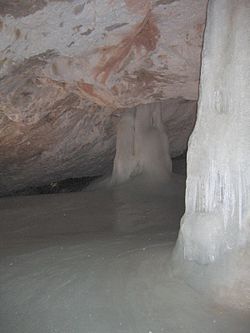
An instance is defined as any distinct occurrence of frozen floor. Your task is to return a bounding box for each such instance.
[0,176,249,333]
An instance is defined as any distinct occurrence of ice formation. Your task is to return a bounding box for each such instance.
[177,0,250,264]
[111,103,172,185]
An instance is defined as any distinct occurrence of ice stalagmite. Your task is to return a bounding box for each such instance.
[111,103,172,185]
[177,0,250,264]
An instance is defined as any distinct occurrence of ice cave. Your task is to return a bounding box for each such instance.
[0,0,249,332]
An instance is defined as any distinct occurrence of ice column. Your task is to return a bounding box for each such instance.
[177,0,250,264]
[111,103,172,184]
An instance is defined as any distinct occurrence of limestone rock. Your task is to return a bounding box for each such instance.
[0,0,207,193]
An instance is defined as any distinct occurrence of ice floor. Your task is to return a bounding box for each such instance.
[0,175,249,333]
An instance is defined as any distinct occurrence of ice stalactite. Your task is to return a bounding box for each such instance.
[176,0,250,264]
[111,103,172,185]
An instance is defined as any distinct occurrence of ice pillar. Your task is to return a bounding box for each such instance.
[111,103,172,185]
[177,0,250,264]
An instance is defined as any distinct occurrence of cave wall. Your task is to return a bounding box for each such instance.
[0,0,207,194]
[0,98,196,195]
[0,0,207,105]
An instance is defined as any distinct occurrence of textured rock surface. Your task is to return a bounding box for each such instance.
[0,0,207,193]
[0,98,196,194]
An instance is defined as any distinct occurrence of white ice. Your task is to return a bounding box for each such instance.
[1,176,250,332]
[176,0,250,265]
[111,103,172,185]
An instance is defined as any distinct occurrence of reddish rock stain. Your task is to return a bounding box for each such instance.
[94,12,160,84]
[124,0,150,13]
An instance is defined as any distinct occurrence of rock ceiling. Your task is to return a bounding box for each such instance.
[0,0,208,194]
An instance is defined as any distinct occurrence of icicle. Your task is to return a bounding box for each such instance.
[177,0,250,263]
[111,103,172,185]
